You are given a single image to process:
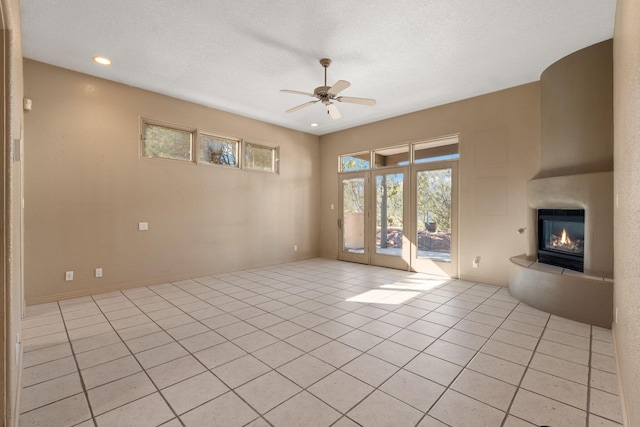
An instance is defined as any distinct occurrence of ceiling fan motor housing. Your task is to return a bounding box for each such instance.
[314,86,332,100]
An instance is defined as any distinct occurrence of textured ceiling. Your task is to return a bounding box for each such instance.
[20,0,616,136]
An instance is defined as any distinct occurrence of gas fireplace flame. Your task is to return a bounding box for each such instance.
[549,225,583,254]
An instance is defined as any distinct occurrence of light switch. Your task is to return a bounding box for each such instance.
[138,222,149,231]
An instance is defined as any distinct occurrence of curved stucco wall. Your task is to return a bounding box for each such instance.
[509,257,612,329]
[513,41,615,333]
[540,40,613,178]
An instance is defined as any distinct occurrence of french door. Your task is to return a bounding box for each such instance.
[370,167,410,270]
[338,173,369,264]
[338,161,458,277]
[410,161,458,277]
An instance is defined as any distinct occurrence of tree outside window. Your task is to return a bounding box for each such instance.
[199,134,238,167]
[142,122,193,161]
[245,142,278,172]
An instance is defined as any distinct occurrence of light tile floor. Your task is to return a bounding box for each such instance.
[19,259,624,427]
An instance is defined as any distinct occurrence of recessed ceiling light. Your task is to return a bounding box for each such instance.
[92,56,112,66]
[310,123,319,127]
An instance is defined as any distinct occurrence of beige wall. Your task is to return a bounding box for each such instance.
[319,83,540,286]
[23,60,320,304]
[613,0,640,424]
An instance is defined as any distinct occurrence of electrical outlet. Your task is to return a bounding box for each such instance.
[138,222,149,231]
[95,268,103,278]
[294,245,298,252]
[65,271,74,281]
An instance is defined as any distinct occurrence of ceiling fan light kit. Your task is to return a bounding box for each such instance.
[281,58,376,119]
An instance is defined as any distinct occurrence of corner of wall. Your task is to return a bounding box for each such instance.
[2,0,26,425]
[613,0,640,425]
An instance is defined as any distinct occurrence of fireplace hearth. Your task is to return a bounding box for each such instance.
[537,209,585,272]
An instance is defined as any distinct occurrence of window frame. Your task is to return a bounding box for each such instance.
[339,151,372,172]
[338,135,460,172]
[140,118,196,164]
[372,145,410,169]
[412,135,459,164]
[243,141,279,174]
[197,131,241,169]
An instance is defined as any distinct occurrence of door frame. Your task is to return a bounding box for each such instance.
[336,137,460,278]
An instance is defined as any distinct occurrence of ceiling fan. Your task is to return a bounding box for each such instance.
[281,58,376,119]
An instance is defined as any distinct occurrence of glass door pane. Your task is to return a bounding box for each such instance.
[376,173,403,256]
[416,168,452,261]
[371,168,409,270]
[339,173,369,264]
[412,162,458,276]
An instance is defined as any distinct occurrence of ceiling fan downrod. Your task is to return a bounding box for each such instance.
[320,58,332,87]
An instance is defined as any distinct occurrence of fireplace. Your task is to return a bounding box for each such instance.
[537,209,585,272]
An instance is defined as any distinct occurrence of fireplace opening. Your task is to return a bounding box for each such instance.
[537,209,585,272]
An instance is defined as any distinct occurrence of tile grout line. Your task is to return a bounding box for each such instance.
[101,281,285,424]
[175,270,379,426]
[585,325,593,427]
[180,274,506,425]
[258,276,473,422]
[89,291,187,426]
[58,300,99,427]
[17,334,91,419]
[110,281,283,424]
[413,284,519,427]
[175,283,371,423]
[22,265,373,425]
[81,280,276,425]
[339,281,490,424]
[22,270,496,424]
[121,277,310,426]
[103,286,268,426]
[497,311,605,425]
[18,303,105,424]
[498,301,551,427]
[152,272,459,423]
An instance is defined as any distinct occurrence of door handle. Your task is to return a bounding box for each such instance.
[338,218,342,229]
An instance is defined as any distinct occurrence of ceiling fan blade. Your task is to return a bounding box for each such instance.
[336,96,377,106]
[280,89,315,97]
[328,80,351,96]
[286,100,318,113]
[327,103,342,119]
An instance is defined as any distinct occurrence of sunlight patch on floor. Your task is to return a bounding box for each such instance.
[380,279,447,292]
[346,289,422,305]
